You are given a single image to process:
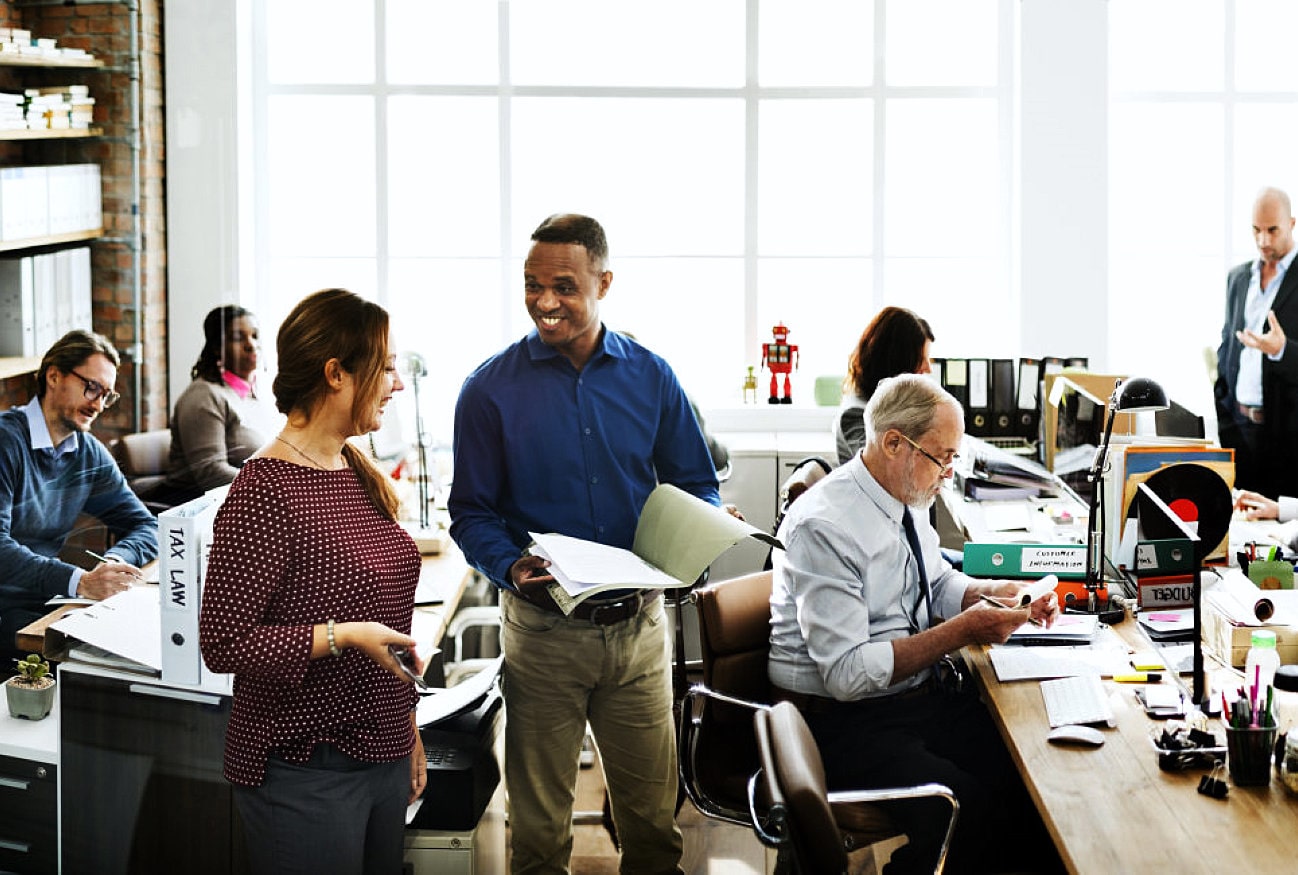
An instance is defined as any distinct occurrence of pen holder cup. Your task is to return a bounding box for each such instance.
[1226,726,1277,787]
[1246,560,1294,591]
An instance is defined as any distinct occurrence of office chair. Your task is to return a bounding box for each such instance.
[750,701,959,875]
[678,571,904,855]
[110,429,174,513]
[764,456,833,570]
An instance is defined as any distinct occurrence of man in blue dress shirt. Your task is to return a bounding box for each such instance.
[0,330,157,663]
[449,214,719,874]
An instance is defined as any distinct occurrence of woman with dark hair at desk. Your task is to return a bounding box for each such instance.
[199,288,426,874]
[156,305,282,504]
[834,306,936,464]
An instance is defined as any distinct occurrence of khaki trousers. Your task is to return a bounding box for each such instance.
[501,591,683,875]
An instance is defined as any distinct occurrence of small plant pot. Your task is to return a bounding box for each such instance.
[5,676,55,720]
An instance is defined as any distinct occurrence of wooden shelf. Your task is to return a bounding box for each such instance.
[0,355,41,381]
[0,228,103,253]
[0,126,101,141]
[0,53,102,69]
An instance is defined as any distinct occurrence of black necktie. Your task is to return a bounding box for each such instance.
[901,507,933,629]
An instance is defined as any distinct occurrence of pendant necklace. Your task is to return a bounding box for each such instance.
[275,434,335,471]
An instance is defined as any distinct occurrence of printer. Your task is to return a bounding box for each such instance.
[408,685,503,831]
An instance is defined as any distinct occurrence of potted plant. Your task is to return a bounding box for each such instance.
[5,653,55,720]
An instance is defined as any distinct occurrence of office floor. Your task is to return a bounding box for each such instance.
[534,756,897,875]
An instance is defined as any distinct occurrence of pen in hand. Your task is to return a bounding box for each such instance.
[84,549,143,581]
[978,593,1043,626]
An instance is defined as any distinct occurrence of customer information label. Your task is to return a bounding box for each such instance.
[1021,547,1086,576]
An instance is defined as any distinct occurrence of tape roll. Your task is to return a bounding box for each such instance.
[1132,463,1233,565]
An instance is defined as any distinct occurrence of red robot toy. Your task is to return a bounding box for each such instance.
[760,322,798,404]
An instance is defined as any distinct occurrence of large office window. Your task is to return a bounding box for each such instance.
[1108,0,1298,419]
[248,0,1015,434]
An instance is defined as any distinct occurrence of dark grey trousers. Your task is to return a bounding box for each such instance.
[233,743,410,875]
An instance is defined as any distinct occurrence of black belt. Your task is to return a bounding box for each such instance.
[772,680,933,715]
[525,589,661,626]
[1238,403,1265,425]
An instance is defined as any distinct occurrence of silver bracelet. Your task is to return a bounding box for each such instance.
[327,618,341,657]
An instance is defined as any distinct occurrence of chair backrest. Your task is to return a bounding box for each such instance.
[683,570,774,823]
[113,428,172,478]
[757,701,849,874]
[696,570,774,713]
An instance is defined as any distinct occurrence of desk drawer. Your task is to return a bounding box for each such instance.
[0,754,57,875]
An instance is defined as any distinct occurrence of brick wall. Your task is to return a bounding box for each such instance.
[0,0,166,441]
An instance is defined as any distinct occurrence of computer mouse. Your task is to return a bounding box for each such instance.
[1047,724,1106,747]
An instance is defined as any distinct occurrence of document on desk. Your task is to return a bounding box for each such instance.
[531,484,779,614]
[1005,611,1100,645]
[50,585,161,671]
[988,643,1129,681]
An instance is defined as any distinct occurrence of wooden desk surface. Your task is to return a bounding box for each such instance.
[16,546,476,660]
[967,619,1298,874]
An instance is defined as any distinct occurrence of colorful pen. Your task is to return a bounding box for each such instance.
[1113,672,1161,683]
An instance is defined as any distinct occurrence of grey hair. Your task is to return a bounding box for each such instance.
[864,374,962,444]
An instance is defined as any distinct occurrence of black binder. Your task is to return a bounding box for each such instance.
[991,358,1016,436]
[1015,357,1043,441]
[937,357,968,410]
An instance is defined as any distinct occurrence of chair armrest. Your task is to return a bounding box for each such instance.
[679,684,769,827]
[827,783,959,873]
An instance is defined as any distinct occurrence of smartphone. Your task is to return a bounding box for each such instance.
[388,644,429,690]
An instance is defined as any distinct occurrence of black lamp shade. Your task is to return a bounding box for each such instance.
[1114,377,1168,413]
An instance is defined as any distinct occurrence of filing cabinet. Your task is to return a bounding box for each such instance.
[0,753,57,875]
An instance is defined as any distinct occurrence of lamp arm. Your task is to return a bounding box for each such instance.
[411,373,430,530]
[1083,385,1122,608]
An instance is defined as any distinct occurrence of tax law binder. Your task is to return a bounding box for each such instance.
[158,492,222,686]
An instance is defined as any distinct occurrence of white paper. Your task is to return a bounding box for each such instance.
[988,645,1129,681]
[1204,570,1298,626]
[1007,611,1100,643]
[50,585,162,670]
[414,655,502,728]
[529,532,682,596]
[1020,574,1059,605]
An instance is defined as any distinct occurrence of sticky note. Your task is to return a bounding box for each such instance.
[1131,651,1165,671]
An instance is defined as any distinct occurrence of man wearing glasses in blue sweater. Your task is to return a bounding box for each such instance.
[0,330,157,665]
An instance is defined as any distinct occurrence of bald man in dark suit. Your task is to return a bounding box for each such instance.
[1216,187,1298,499]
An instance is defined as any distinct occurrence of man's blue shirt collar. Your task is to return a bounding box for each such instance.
[22,396,79,457]
[525,324,626,364]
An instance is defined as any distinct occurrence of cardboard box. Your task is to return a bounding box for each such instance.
[1202,597,1298,668]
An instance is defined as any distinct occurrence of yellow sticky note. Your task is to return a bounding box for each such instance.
[1130,651,1165,671]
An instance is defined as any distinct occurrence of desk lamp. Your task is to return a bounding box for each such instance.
[404,352,431,531]
[1083,377,1169,614]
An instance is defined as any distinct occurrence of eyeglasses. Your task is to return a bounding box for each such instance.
[898,432,958,474]
[67,369,120,408]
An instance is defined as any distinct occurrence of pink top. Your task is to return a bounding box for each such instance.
[199,457,421,786]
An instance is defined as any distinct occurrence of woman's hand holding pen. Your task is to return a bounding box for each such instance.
[77,550,144,600]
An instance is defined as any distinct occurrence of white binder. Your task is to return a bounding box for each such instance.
[157,493,221,686]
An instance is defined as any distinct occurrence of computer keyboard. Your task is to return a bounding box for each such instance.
[1039,674,1115,728]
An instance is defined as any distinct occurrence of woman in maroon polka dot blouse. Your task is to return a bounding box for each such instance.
[199,288,427,875]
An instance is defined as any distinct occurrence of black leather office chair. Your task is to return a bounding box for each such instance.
[750,701,960,875]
